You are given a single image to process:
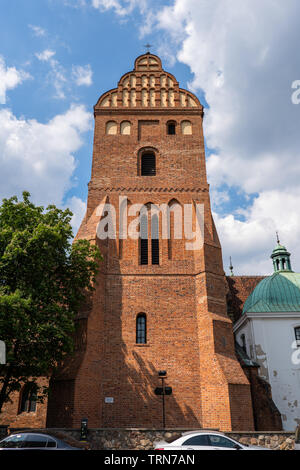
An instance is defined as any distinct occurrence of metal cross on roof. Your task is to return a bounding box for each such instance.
[144,43,153,53]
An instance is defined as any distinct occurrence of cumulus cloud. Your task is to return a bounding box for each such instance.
[0,56,30,104]
[72,64,93,86]
[214,187,300,275]
[0,104,92,208]
[153,0,300,273]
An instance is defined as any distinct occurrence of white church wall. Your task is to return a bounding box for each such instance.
[237,314,300,431]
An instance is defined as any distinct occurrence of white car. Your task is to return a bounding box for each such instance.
[154,430,269,451]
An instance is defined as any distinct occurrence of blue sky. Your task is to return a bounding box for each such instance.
[1,0,300,275]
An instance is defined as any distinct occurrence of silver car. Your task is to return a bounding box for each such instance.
[0,432,83,450]
[154,430,270,451]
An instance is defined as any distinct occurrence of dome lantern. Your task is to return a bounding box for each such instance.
[270,234,293,273]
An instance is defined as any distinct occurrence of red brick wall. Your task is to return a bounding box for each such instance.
[0,378,48,428]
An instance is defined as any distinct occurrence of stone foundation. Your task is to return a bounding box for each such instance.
[8,428,296,450]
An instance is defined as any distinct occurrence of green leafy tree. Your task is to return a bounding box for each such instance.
[0,192,101,413]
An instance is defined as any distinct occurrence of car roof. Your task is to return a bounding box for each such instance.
[181,430,225,437]
[10,432,56,439]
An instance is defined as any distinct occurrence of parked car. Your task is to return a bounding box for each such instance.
[154,430,270,450]
[0,432,84,450]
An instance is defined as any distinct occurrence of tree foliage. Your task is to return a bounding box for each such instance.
[0,192,101,411]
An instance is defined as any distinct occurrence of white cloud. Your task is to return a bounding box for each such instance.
[35,50,56,62]
[0,56,30,104]
[0,104,92,207]
[36,52,92,97]
[214,188,300,275]
[153,0,300,274]
[35,52,67,99]
[64,196,87,235]
[72,64,93,86]
[91,0,148,17]
[29,24,46,37]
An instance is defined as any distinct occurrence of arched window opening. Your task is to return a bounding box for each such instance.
[276,259,280,271]
[119,198,131,259]
[282,258,286,270]
[167,122,176,135]
[181,120,192,135]
[19,382,37,413]
[140,209,148,265]
[151,212,159,265]
[141,152,156,176]
[106,121,117,135]
[295,327,300,347]
[120,121,131,135]
[240,334,247,353]
[136,314,147,344]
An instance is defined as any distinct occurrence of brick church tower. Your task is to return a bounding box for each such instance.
[47,53,254,431]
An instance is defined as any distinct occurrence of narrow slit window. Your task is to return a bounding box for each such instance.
[136,314,147,344]
[140,211,148,265]
[151,213,159,265]
[282,258,286,269]
[295,327,300,347]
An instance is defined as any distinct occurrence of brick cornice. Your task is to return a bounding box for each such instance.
[88,185,209,193]
[94,107,204,117]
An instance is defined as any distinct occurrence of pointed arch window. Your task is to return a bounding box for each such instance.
[136,314,147,344]
[139,205,160,265]
[19,382,37,413]
[167,199,182,260]
[151,212,159,265]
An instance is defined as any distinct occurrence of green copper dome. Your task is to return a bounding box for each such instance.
[243,240,300,313]
[243,272,300,313]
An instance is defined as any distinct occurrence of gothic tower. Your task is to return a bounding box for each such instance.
[47,53,254,431]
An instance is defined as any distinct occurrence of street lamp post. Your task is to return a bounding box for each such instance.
[154,370,172,429]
